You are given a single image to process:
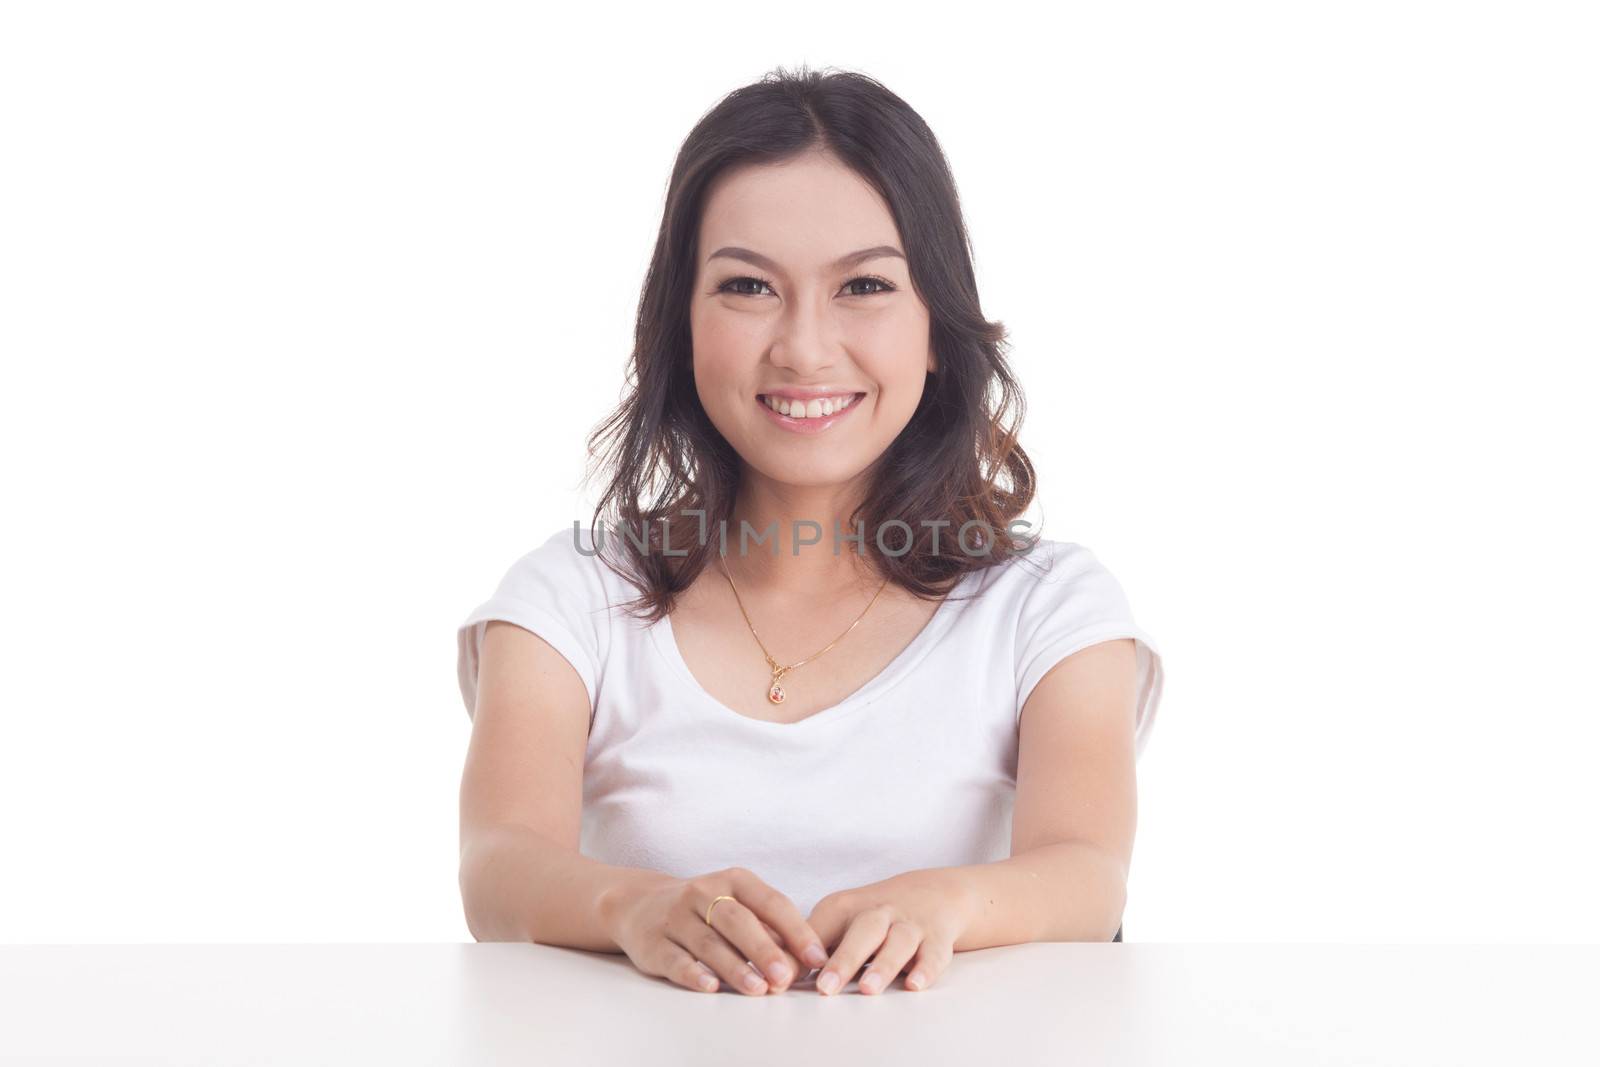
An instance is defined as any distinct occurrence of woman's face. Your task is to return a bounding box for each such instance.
[689,149,935,493]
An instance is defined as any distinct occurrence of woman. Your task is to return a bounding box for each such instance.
[454,65,1164,997]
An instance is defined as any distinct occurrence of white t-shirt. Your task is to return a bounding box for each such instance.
[455,525,1165,917]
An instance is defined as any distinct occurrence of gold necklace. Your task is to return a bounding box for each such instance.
[718,549,892,705]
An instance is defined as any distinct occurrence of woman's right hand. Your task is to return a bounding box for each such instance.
[598,867,831,995]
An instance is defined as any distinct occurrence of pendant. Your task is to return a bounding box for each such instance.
[767,665,789,704]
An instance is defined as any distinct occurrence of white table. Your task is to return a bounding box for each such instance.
[1,942,1594,1064]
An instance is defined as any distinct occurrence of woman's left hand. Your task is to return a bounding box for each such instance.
[804,868,975,995]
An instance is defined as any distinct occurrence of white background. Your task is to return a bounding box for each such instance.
[1,1,1594,944]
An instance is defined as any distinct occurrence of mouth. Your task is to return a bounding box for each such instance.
[755,391,867,433]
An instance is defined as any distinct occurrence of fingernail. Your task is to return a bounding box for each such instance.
[860,971,883,994]
[817,971,839,995]
[803,944,828,968]
[743,969,766,993]
[907,970,925,990]
[767,961,792,985]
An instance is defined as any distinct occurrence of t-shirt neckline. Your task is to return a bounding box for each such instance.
[648,568,979,731]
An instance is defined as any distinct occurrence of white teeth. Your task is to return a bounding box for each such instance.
[762,393,858,419]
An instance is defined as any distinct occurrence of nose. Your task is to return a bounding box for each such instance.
[765,297,839,376]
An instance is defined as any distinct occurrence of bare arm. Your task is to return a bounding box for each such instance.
[457,619,672,950]
[958,637,1139,947]
[459,820,672,950]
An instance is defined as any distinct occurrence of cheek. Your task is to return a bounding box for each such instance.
[692,306,764,378]
[847,308,931,390]
[691,308,768,436]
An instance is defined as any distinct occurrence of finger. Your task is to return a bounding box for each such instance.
[815,907,894,996]
[858,920,923,995]
[653,938,723,994]
[805,896,851,954]
[667,920,771,997]
[904,937,955,992]
[704,881,799,989]
[757,920,806,991]
[732,871,830,972]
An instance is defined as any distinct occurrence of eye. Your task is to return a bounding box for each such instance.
[717,276,776,297]
[714,274,899,299]
[843,274,897,297]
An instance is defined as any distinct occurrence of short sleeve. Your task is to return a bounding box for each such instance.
[1013,541,1166,758]
[454,526,611,724]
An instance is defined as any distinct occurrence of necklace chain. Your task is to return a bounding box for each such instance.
[717,548,891,704]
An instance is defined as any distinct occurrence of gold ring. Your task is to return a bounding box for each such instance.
[704,895,736,926]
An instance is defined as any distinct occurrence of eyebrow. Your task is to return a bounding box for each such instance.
[705,244,906,274]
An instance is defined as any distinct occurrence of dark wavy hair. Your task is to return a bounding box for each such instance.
[581,63,1038,623]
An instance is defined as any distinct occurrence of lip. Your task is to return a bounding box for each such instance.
[755,391,866,435]
[758,386,865,401]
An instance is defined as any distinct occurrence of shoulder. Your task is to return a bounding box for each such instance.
[970,536,1133,614]
[1021,537,1134,606]
[992,535,1165,747]
[968,535,1148,654]
[456,525,620,724]
[488,524,618,612]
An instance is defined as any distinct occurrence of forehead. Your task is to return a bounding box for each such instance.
[697,151,900,265]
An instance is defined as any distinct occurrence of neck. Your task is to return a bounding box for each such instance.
[717,476,882,597]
